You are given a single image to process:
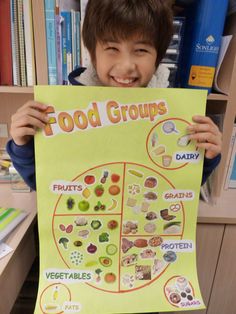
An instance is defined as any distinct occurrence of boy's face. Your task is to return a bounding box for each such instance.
[94,37,157,88]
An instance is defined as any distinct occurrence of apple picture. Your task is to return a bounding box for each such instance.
[78,200,90,211]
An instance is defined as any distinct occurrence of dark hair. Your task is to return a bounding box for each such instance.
[82,0,173,66]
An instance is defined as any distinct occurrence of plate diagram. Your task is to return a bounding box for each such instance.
[53,162,185,293]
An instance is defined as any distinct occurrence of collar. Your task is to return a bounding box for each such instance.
[71,63,170,88]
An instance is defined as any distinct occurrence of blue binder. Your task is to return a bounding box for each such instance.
[180,0,229,93]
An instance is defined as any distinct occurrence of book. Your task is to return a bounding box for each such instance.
[12,0,21,86]
[0,148,11,183]
[55,5,63,85]
[0,148,10,160]
[0,207,28,242]
[225,122,236,189]
[0,0,13,86]
[226,142,236,189]
[213,35,236,95]
[17,0,27,86]
[23,0,36,86]
[44,0,57,85]
[71,10,81,70]
[10,0,17,85]
[59,0,80,11]
[200,175,212,203]
[80,0,90,67]
[0,243,13,260]
[75,11,81,69]
[61,11,72,85]
[180,0,229,93]
[9,166,31,191]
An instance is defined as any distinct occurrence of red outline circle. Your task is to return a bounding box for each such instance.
[163,275,195,308]
[146,118,195,170]
[52,162,185,293]
[39,282,72,314]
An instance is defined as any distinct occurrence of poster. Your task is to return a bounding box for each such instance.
[34,86,207,314]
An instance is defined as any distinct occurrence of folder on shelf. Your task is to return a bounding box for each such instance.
[213,35,236,95]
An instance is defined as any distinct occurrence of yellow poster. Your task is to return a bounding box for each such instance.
[34,86,206,314]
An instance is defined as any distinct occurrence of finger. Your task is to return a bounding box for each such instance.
[187,122,219,135]
[189,132,221,145]
[12,107,49,125]
[11,115,47,130]
[188,115,220,134]
[17,101,48,113]
[192,115,216,126]
[195,142,221,159]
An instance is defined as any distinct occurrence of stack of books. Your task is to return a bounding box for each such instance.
[0,206,28,242]
[44,0,88,85]
[0,0,35,86]
[0,149,11,183]
[0,148,30,192]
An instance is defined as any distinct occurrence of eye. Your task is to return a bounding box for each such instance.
[137,48,148,52]
[105,46,119,52]
[135,48,149,55]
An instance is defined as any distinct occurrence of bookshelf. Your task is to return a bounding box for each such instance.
[0,1,236,314]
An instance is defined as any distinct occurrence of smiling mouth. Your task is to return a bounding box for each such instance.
[112,76,138,86]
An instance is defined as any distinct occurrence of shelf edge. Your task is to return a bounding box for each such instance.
[0,87,34,94]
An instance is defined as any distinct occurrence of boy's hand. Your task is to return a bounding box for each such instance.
[10,101,49,146]
[187,115,222,159]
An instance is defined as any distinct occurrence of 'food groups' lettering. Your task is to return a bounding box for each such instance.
[43,100,168,136]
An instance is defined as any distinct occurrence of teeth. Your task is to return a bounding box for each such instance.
[114,77,135,84]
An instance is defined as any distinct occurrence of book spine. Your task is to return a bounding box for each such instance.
[80,0,90,67]
[55,5,63,85]
[228,139,236,189]
[44,0,57,85]
[61,11,68,85]
[0,0,13,86]
[224,123,236,189]
[65,12,72,78]
[17,0,27,86]
[61,11,72,84]
[71,9,78,70]
[13,0,21,86]
[180,0,228,93]
[75,11,81,69]
[23,0,35,86]
[10,0,17,85]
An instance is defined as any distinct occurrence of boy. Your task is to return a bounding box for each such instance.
[6,0,222,191]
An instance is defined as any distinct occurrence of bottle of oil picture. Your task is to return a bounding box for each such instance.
[180,0,229,93]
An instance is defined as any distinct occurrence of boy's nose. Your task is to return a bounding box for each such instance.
[117,54,136,73]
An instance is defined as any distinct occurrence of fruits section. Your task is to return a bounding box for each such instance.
[53,162,184,293]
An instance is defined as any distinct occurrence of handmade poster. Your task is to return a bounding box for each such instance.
[34,86,207,314]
